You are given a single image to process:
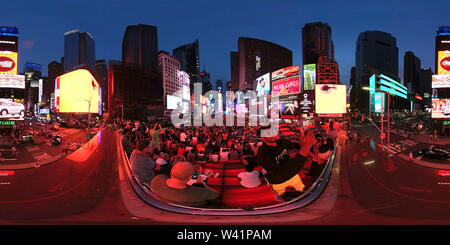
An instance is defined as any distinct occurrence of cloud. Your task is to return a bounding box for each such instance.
[21,40,35,50]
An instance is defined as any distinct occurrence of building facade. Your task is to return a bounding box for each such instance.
[63,29,95,73]
[404,51,421,97]
[122,24,158,72]
[302,22,334,66]
[108,61,163,121]
[173,39,200,91]
[158,51,182,110]
[354,30,399,113]
[234,37,292,91]
[95,60,108,113]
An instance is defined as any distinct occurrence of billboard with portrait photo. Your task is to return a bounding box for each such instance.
[255,73,270,97]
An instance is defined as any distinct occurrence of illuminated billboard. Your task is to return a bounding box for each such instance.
[315,84,346,114]
[256,73,270,96]
[271,65,299,81]
[303,64,316,90]
[432,74,450,88]
[298,91,315,113]
[0,98,25,120]
[55,69,101,113]
[272,75,301,97]
[0,51,17,75]
[167,94,182,110]
[438,50,450,75]
[0,74,24,89]
[280,99,299,119]
[432,98,450,119]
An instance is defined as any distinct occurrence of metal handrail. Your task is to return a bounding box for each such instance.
[119,131,337,216]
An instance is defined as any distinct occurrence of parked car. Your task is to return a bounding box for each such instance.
[417,147,449,160]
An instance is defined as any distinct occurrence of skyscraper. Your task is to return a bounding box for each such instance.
[158,51,182,113]
[173,39,200,89]
[122,24,158,72]
[46,61,63,107]
[95,60,108,112]
[354,30,398,112]
[230,51,239,91]
[235,37,292,91]
[302,22,334,66]
[63,29,95,73]
[404,51,421,96]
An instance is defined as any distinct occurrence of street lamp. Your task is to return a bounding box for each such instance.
[362,87,391,147]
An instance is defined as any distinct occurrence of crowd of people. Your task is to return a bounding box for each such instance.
[119,118,347,208]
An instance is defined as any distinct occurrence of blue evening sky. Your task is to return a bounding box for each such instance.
[2,0,449,88]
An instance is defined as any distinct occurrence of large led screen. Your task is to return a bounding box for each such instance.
[0,98,25,120]
[55,69,101,113]
[280,99,299,119]
[271,65,299,81]
[432,98,450,119]
[167,94,182,110]
[0,74,25,89]
[303,64,316,91]
[256,73,270,96]
[272,75,301,97]
[315,84,346,114]
[0,51,17,75]
[432,74,450,88]
[438,50,450,75]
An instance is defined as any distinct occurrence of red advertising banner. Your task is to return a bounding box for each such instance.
[272,76,301,96]
[271,65,300,81]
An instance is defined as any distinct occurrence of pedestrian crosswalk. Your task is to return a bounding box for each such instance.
[386,139,419,154]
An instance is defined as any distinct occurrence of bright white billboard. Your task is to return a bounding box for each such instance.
[0,74,25,89]
[315,84,347,114]
[255,73,270,96]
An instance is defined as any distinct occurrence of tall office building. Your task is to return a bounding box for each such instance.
[108,61,163,120]
[173,39,200,91]
[302,22,334,66]
[234,37,292,91]
[122,24,158,72]
[24,62,43,113]
[158,51,182,112]
[404,51,421,96]
[436,26,450,75]
[63,29,95,73]
[46,61,63,108]
[419,67,433,108]
[199,70,212,94]
[95,60,108,112]
[230,51,239,91]
[354,30,399,112]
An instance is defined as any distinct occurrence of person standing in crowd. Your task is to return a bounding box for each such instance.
[150,123,163,151]
[257,125,310,202]
[129,139,156,186]
[150,161,222,208]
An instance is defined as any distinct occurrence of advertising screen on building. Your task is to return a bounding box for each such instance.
[0,98,25,120]
[432,98,450,119]
[315,84,346,114]
[298,91,315,113]
[272,75,301,97]
[303,64,316,90]
[438,50,450,75]
[271,65,299,81]
[167,94,182,110]
[256,73,270,96]
[0,74,24,89]
[55,69,101,113]
[0,51,17,75]
[279,99,299,119]
[432,74,450,88]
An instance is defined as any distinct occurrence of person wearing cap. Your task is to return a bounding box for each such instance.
[256,125,311,201]
[150,161,222,207]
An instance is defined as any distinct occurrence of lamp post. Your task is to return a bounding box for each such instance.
[363,87,391,147]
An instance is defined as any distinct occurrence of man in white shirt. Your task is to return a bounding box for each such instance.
[237,164,262,188]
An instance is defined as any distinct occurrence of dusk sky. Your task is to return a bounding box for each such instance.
[3,0,450,88]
